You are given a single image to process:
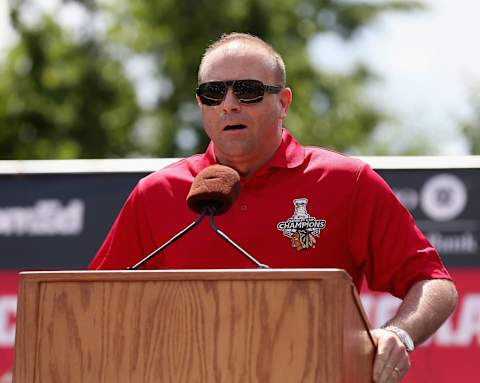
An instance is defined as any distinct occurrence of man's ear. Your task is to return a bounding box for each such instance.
[279,87,292,119]
[195,95,203,108]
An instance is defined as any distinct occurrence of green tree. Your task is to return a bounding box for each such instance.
[462,88,480,154]
[0,0,421,159]
[0,4,140,159]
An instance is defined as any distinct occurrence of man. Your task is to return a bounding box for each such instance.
[89,33,457,382]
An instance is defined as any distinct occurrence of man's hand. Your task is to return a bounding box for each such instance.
[371,328,411,383]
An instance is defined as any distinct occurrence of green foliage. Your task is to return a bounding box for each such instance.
[464,125,480,154]
[0,0,422,159]
[0,9,140,159]
[462,88,480,154]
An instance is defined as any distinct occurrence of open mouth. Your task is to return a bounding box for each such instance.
[224,124,247,131]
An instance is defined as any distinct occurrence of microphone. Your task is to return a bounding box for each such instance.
[128,165,269,270]
[186,164,241,215]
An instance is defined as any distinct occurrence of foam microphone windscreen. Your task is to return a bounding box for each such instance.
[187,164,241,215]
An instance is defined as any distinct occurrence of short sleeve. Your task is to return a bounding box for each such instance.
[348,164,451,298]
[88,184,156,270]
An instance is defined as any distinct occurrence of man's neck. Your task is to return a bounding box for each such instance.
[217,157,268,180]
[215,139,282,180]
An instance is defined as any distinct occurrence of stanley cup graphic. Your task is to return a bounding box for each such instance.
[292,198,309,220]
[276,197,326,245]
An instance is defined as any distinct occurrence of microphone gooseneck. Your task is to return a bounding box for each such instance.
[207,206,269,269]
[127,209,208,270]
[128,164,269,270]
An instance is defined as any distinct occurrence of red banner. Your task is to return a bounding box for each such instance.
[0,269,479,382]
[362,268,480,382]
[0,272,17,383]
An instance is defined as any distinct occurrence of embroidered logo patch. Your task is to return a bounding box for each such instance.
[276,198,326,251]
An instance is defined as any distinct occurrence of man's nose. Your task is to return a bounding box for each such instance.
[222,88,241,112]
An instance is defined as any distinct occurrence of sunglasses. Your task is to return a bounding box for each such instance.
[196,79,283,106]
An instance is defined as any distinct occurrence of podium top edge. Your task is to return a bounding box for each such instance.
[18,268,352,283]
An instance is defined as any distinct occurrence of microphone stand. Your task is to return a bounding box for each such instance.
[207,206,270,269]
[128,206,270,270]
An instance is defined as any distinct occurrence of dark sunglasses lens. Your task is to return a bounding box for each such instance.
[233,80,264,102]
[198,82,227,105]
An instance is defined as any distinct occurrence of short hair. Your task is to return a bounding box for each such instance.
[198,33,286,86]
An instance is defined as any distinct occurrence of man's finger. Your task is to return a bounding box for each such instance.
[372,334,393,381]
[372,329,410,383]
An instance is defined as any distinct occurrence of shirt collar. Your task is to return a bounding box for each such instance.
[194,128,305,174]
[267,128,305,169]
[192,140,217,174]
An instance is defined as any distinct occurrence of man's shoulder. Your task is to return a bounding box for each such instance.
[303,145,367,174]
[138,154,204,192]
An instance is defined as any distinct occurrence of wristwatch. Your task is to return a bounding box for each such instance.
[382,325,415,352]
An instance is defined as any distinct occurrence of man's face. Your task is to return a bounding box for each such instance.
[197,42,291,167]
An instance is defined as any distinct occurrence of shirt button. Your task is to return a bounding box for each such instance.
[240,204,247,211]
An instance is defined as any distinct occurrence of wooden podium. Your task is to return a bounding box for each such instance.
[14,269,375,383]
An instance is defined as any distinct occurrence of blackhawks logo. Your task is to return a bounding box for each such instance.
[276,198,326,251]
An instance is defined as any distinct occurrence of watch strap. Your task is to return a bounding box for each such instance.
[382,325,415,352]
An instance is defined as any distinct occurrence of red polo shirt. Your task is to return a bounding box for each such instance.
[89,129,450,298]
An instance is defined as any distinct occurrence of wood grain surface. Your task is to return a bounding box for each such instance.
[14,270,374,383]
